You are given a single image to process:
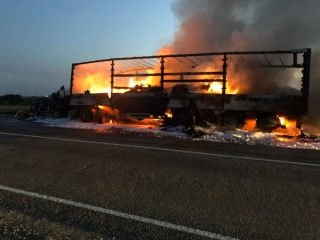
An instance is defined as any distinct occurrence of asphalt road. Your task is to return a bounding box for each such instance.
[0,115,320,239]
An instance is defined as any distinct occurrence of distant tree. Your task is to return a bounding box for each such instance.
[0,94,23,105]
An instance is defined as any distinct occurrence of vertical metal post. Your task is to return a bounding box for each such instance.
[69,64,75,96]
[135,69,138,83]
[160,57,165,96]
[301,48,311,115]
[110,60,114,99]
[221,53,227,109]
[293,53,298,66]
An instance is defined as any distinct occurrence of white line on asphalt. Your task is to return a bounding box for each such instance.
[1,132,319,168]
[0,185,237,240]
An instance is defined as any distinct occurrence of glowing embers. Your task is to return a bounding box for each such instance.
[273,117,301,138]
[97,105,119,123]
[165,109,173,118]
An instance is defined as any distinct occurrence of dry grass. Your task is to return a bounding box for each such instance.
[0,105,30,114]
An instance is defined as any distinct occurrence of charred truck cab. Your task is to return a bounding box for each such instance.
[69,48,311,131]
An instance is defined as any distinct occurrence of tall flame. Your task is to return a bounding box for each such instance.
[73,60,240,95]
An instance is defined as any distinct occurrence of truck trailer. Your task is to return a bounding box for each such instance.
[68,48,311,131]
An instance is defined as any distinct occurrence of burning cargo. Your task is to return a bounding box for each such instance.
[69,48,311,131]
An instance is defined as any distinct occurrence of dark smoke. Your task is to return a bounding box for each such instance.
[159,0,320,116]
[170,0,320,52]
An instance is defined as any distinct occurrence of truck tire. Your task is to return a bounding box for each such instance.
[95,111,103,124]
[53,110,62,119]
[80,108,93,122]
[256,115,281,131]
[222,112,245,129]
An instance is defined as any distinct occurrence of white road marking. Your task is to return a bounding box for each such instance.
[1,132,319,167]
[0,185,237,240]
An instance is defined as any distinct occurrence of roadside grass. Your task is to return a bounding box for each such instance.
[0,105,30,114]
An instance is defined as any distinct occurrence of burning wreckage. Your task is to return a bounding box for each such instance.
[20,48,312,132]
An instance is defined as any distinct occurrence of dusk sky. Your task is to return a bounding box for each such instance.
[1,0,320,114]
[0,0,176,96]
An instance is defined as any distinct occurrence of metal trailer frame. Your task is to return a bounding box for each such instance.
[70,48,311,115]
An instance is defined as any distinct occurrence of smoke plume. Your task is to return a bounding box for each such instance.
[158,0,320,115]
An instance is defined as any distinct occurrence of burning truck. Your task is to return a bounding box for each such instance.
[68,48,311,132]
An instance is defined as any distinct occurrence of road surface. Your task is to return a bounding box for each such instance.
[0,115,319,239]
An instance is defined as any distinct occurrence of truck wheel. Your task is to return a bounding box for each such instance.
[256,115,280,131]
[53,110,62,119]
[95,111,103,124]
[80,108,93,122]
[222,112,245,129]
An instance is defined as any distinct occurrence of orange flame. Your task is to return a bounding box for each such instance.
[128,77,151,87]
[275,117,301,138]
[207,82,239,94]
